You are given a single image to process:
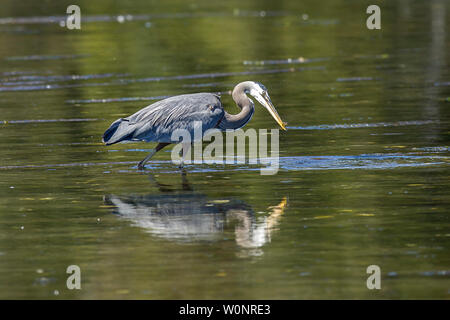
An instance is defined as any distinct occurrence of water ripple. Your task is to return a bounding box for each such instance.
[5,54,90,61]
[243,57,329,66]
[0,161,136,170]
[0,73,129,83]
[0,66,324,92]
[413,146,449,153]
[278,154,448,171]
[66,91,229,104]
[1,118,99,124]
[0,11,288,26]
[182,82,231,88]
[122,66,325,85]
[66,95,172,104]
[288,120,438,130]
[1,154,447,171]
[0,82,110,92]
[336,77,376,82]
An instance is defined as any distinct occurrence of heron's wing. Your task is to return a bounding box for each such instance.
[126,93,224,143]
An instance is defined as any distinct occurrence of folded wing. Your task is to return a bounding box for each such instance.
[102,93,224,145]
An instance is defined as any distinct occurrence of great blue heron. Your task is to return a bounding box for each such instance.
[102,81,286,169]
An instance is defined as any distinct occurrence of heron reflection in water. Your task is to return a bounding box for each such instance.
[104,173,287,256]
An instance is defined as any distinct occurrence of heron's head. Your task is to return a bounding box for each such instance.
[246,81,287,131]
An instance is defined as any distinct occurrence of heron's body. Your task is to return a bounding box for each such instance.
[103,93,226,145]
[102,81,285,169]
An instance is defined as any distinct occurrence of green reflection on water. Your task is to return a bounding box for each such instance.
[0,0,448,299]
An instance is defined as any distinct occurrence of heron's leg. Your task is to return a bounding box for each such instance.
[180,168,193,191]
[138,150,156,170]
[138,142,170,170]
[179,142,191,168]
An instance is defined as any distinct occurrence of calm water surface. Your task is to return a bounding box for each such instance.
[0,0,449,299]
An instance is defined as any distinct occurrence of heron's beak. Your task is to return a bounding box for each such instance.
[256,92,287,131]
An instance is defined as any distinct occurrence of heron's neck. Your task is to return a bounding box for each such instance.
[218,82,255,130]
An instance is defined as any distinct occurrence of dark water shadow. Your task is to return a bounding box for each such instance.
[104,172,287,257]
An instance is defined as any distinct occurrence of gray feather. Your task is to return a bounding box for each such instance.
[103,93,224,145]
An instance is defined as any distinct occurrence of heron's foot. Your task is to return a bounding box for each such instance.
[137,161,146,170]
